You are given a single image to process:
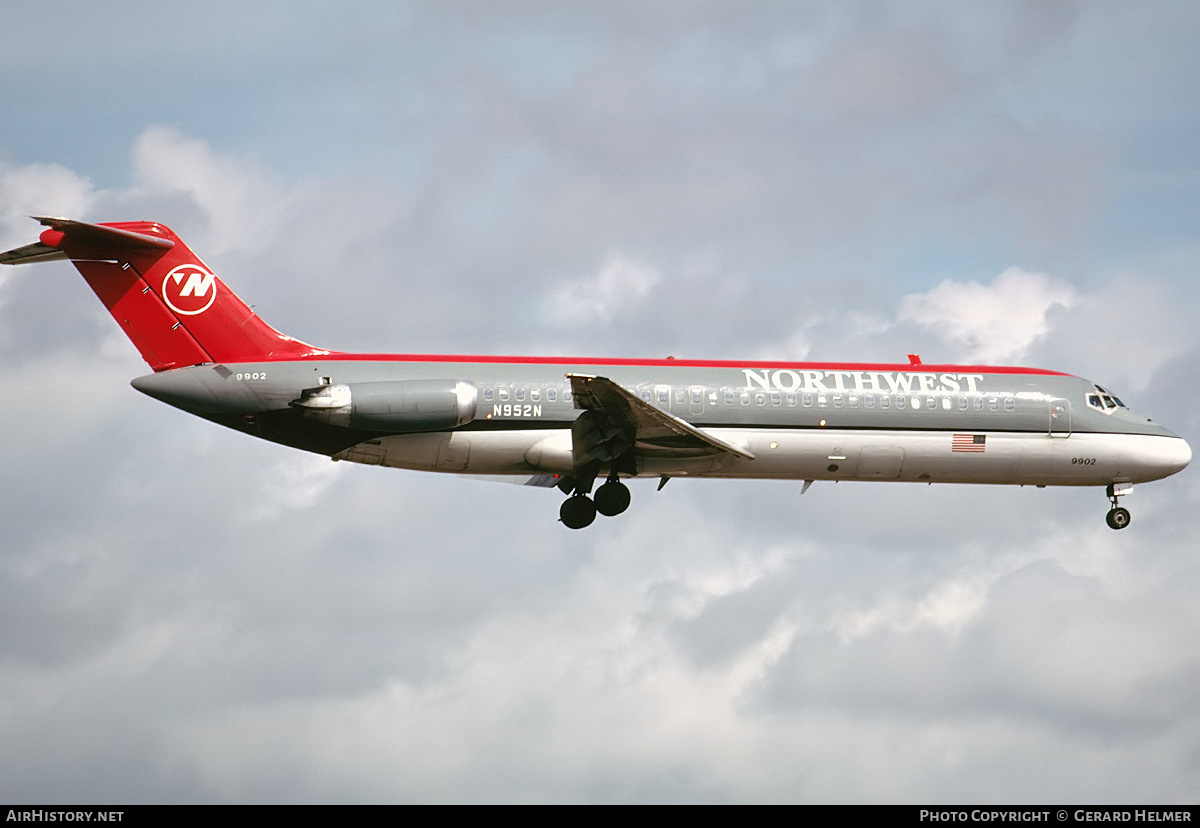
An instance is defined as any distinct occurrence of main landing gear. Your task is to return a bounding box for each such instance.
[1105,482,1132,530]
[559,493,597,529]
[559,475,631,530]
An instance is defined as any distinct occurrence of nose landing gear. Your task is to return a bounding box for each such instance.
[1105,482,1133,530]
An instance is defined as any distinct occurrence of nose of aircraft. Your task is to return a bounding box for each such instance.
[1153,434,1192,480]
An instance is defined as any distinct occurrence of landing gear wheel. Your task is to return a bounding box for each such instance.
[560,495,596,529]
[1104,483,1133,530]
[1106,507,1131,530]
[594,481,631,517]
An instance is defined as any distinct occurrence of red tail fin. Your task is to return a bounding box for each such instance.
[0,217,325,371]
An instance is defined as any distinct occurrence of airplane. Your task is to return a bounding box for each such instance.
[1,217,1190,530]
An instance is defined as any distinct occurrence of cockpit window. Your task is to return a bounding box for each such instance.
[1087,385,1128,413]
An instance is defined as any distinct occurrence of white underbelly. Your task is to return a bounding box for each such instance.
[331,428,1188,487]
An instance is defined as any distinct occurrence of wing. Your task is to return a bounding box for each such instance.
[458,473,565,488]
[566,373,754,467]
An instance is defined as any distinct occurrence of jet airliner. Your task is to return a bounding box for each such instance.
[1,217,1190,529]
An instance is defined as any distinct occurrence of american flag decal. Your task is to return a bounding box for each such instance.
[952,433,986,452]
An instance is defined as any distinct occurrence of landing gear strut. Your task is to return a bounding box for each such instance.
[1105,482,1132,530]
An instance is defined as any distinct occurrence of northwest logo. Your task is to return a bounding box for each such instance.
[162,264,218,315]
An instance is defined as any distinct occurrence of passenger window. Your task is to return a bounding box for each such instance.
[1004,397,1015,411]
[724,390,735,405]
[786,394,797,407]
[802,393,813,407]
[896,396,907,409]
[771,393,781,406]
[547,388,557,402]
[530,388,540,401]
[910,397,920,410]
[848,395,859,408]
[833,394,843,408]
[499,388,510,401]
[516,387,526,401]
[958,396,968,411]
[988,398,999,411]
[973,397,984,411]
[755,393,766,406]
[880,395,890,409]
[484,388,494,401]
[864,394,875,409]
[817,394,828,407]
[740,392,750,405]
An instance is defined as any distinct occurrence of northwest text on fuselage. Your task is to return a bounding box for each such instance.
[741,369,986,394]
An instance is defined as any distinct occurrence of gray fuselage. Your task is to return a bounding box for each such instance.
[130,356,1190,489]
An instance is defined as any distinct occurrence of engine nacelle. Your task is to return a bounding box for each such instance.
[291,379,478,432]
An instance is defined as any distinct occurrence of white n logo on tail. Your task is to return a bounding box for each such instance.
[162,264,218,315]
[179,271,216,297]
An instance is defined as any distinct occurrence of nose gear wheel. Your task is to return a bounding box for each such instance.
[1105,483,1132,530]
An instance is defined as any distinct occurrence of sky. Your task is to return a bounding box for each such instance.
[1,0,1199,804]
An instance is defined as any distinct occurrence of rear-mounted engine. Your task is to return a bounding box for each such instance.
[290,379,478,432]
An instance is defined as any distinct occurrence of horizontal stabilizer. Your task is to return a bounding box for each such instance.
[0,241,67,265]
[31,216,175,253]
[2,217,174,266]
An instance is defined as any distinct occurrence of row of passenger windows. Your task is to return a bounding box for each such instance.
[649,388,1018,412]
[482,386,567,403]
[481,383,1018,413]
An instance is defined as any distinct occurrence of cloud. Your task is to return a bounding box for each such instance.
[124,126,286,255]
[0,158,95,234]
[4,117,1198,806]
[0,158,97,311]
[247,455,347,522]
[1047,275,1190,391]
[898,267,1079,363]
[546,254,663,326]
